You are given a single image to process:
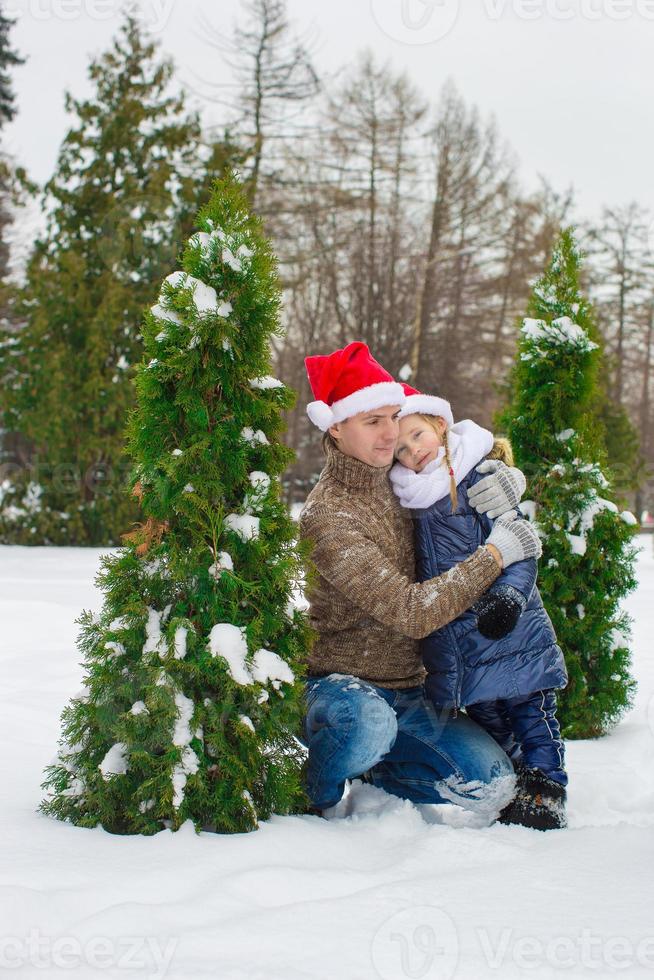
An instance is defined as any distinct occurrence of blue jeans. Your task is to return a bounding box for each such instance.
[465,690,568,787]
[301,673,516,814]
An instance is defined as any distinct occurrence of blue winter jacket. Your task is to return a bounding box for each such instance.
[412,459,568,710]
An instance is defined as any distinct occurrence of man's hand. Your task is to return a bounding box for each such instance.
[467,460,527,518]
[485,543,504,568]
[486,510,542,567]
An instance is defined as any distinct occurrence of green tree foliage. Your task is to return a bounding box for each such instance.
[0,15,218,545]
[0,1,23,128]
[40,171,313,834]
[498,228,639,738]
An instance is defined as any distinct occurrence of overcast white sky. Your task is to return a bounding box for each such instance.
[4,0,654,226]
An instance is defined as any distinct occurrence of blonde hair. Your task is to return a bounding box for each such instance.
[418,414,458,513]
[321,430,338,455]
[417,416,516,512]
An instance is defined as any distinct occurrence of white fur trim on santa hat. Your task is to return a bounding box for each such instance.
[398,393,454,427]
[306,381,405,431]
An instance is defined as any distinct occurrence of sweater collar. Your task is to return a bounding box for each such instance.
[324,442,392,492]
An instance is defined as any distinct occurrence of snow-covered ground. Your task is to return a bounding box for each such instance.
[1,538,654,980]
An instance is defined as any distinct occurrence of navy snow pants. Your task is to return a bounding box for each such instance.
[465,688,567,787]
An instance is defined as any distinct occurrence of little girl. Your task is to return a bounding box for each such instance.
[389,384,569,830]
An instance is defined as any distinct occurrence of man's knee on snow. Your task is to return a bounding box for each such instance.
[329,693,398,770]
[435,761,517,820]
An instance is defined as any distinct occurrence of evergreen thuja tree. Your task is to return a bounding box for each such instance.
[498,227,639,739]
[0,14,208,546]
[0,2,23,128]
[40,171,313,834]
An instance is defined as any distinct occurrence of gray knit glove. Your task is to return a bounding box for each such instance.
[486,510,542,567]
[467,459,527,519]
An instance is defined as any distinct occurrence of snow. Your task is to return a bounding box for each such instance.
[98,742,128,779]
[104,640,125,659]
[557,488,629,556]
[249,470,271,493]
[150,303,182,326]
[142,605,170,658]
[208,550,234,579]
[188,231,211,251]
[161,271,221,317]
[173,626,188,660]
[566,531,587,556]
[519,499,537,522]
[171,689,195,748]
[222,246,243,272]
[207,623,251,685]
[244,471,272,513]
[1,540,654,977]
[249,375,284,390]
[251,647,295,687]
[240,426,270,445]
[521,316,599,355]
[224,512,260,541]
[171,745,199,812]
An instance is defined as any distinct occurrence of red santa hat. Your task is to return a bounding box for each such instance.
[398,383,454,427]
[304,342,405,431]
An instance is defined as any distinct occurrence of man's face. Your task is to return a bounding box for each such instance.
[329,405,401,467]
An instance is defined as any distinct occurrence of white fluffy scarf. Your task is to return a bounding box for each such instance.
[389,419,494,510]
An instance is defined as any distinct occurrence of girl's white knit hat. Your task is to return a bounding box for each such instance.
[397,383,454,426]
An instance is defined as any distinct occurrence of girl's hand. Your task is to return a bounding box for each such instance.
[474,585,527,639]
[467,460,527,518]
[486,510,542,567]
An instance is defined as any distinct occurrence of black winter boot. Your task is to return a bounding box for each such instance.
[497,766,567,830]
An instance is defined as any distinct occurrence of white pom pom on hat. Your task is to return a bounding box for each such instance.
[304,341,405,431]
[306,400,336,430]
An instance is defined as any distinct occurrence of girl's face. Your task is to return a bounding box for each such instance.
[395,415,447,472]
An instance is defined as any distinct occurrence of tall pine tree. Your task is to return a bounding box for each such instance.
[0,15,210,545]
[0,3,25,497]
[40,171,312,834]
[498,228,639,738]
[0,2,23,128]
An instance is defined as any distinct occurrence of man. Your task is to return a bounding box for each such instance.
[299,342,541,819]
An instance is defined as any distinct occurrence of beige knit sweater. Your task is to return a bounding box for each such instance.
[299,443,501,688]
